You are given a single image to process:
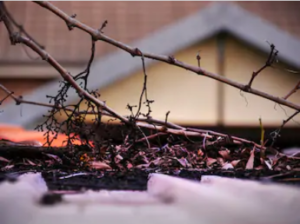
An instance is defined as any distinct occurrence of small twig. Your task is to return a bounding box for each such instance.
[269,110,300,146]
[98,20,107,33]
[196,51,201,67]
[246,43,277,89]
[259,117,266,159]
[74,37,96,90]
[135,50,152,119]
[283,80,300,100]
[165,111,170,124]
[136,132,167,143]
[259,117,265,147]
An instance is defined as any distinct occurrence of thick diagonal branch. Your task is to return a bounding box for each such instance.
[0,8,128,124]
[34,1,300,112]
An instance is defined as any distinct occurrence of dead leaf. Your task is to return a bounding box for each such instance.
[264,160,273,170]
[127,163,133,169]
[25,158,36,166]
[222,163,234,170]
[255,165,264,170]
[177,158,191,168]
[114,154,123,164]
[150,158,161,166]
[197,149,204,157]
[282,147,300,157]
[136,164,150,169]
[89,161,111,170]
[80,153,91,162]
[218,149,230,160]
[44,153,63,164]
[231,160,241,167]
[217,157,225,166]
[1,164,14,171]
[245,148,255,170]
[206,157,217,166]
[0,156,10,163]
[115,154,123,160]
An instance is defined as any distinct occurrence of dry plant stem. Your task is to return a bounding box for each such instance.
[0,84,64,110]
[0,84,105,119]
[284,80,300,100]
[136,133,168,143]
[34,1,300,112]
[84,109,267,149]
[246,43,277,88]
[187,127,265,150]
[281,111,300,128]
[271,110,300,144]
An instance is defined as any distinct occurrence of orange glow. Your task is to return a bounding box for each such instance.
[0,124,88,147]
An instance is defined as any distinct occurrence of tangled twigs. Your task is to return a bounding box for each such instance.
[0,84,58,109]
[33,1,300,112]
[270,110,300,146]
[135,50,153,119]
[74,37,96,90]
[0,7,128,125]
[246,43,278,89]
[0,81,268,150]
[0,1,44,49]
[1,1,298,152]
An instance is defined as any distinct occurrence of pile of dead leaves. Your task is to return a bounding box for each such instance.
[90,142,300,172]
[1,139,300,174]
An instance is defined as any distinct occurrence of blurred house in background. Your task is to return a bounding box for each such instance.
[1,1,300,146]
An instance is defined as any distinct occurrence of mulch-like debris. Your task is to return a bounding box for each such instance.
[1,140,300,191]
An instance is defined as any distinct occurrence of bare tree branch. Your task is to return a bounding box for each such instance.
[1,1,299,152]
[0,1,44,49]
[33,1,300,112]
[0,6,129,125]
[246,43,278,88]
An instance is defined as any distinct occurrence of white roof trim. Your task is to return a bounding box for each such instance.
[1,2,300,128]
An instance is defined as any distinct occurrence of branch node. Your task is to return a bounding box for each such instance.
[10,32,21,45]
[131,48,142,57]
[168,56,176,64]
[42,53,49,61]
[66,15,76,31]
[242,84,251,93]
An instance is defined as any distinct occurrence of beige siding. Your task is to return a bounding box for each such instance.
[56,35,300,127]
[223,36,300,126]
[67,37,219,126]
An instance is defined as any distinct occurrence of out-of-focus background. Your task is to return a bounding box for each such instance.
[0,1,300,147]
